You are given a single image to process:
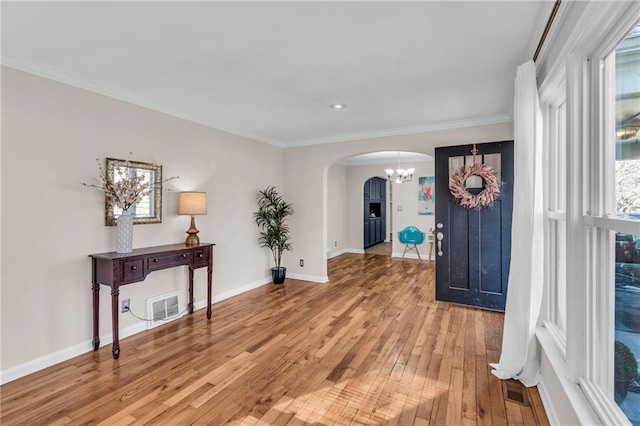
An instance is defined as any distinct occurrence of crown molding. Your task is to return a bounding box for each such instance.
[284,114,513,148]
[2,55,511,150]
[0,55,285,147]
[337,153,432,166]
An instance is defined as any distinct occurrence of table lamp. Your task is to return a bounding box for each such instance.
[178,191,207,245]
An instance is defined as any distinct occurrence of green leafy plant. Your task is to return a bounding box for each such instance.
[615,341,639,382]
[253,186,294,270]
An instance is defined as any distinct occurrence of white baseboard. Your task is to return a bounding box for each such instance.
[0,277,273,385]
[536,326,602,425]
[537,376,560,426]
[0,321,147,385]
[328,248,348,259]
[287,273,329,283]
[209,277,270,305]
[346,248,365,254]
[327,248,366,258]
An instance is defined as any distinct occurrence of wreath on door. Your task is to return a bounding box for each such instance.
[449,163,501,209]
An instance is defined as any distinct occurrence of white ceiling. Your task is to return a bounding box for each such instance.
[339,151,431,166]
[1,1,551,148]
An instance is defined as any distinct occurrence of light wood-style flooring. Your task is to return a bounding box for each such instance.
[364,242,392,256]
[0,254,549,425]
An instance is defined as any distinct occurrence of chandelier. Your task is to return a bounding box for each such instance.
[385,153,415,184]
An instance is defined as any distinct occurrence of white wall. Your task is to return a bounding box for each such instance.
[326,163,348,258]
[1,66,284,377]
[342,161,434,258]
[0,66,514,381]
[284,122,514,281]
[386,161,435,258]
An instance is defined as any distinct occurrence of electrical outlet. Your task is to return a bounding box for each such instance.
[121,299,130,313]
[300,259,304,267]
[334,241,338,247]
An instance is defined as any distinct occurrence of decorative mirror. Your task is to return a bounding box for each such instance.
[105,158,163,226]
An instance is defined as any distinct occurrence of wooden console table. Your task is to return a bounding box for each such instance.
[89,243,214,359]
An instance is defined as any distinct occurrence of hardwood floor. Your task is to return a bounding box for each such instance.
[364,242,392,256]
[0,254,549,425]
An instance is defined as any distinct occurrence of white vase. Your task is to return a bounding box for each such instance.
[116,208,134,253]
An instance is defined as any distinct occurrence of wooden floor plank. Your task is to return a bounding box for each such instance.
[0,254,549,425]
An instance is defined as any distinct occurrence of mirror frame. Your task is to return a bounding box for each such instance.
[105,158,163,226]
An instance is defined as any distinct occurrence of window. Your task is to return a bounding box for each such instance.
[538,2,640,425]
[612,25,640,423]
[541,80,568,352]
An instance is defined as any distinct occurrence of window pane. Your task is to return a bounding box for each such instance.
[615,25,640,424]
[615,25,640,219]
[557,104,567,211]
[615,233,640,423]
[556,220,567,331]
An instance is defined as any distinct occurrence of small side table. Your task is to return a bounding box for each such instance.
[89,243,215,359]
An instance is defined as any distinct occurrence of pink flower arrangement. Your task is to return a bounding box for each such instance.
[449,163,501,209]
[80,154,176,212]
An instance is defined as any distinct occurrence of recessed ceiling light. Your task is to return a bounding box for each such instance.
[330,104,347,109]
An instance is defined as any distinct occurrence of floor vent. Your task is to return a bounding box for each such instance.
[502,380,530,406]
[146,291,182,329]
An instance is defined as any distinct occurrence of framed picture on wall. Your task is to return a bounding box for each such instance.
[418,176,435,215]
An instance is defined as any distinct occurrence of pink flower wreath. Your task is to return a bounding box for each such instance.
[449,163,501,209]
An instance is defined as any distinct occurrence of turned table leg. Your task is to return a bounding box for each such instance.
[187,267,195,314]
[207,263,212,319]
[110,286,120,359]
[92,281,100,351]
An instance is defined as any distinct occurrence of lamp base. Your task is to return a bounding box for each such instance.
[185,215,200,246]
[185,232,200,246]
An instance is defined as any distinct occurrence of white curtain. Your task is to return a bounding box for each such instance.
[490,60,544,387]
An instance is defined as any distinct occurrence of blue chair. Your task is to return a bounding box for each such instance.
[398,226,426,260]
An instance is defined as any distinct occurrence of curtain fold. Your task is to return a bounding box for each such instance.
[489,60,544,387]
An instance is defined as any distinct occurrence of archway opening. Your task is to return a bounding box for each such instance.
[325,150,433,267]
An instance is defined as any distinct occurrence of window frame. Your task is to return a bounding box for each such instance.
[565,9,640,424]
[539,2,640,424]
[540,79,568,358]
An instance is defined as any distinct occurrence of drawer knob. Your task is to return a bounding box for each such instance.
[153,259,159,263]
[199,253,204,258]
[131,266,137,270]
[182,254,187,258]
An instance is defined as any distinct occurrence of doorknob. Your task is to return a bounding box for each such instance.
[436,231,444,256]
[436,223,443,229]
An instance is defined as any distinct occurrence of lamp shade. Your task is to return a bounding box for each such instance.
[178,192,207,215]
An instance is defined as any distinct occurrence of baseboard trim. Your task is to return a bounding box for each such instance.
[328,248,349,259]
[345,248,365,254]
[287,273,329,283]
[0,277,273,385]
[536,326,601,425]
[537,376,560,425]
[0,321,146,385]
[209,277,271,305]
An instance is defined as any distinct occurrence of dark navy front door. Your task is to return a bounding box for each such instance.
[434,141,514,311]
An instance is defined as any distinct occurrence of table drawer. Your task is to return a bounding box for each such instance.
[122,260,144,283]
[193,248,210,268]
[148,252,191,271]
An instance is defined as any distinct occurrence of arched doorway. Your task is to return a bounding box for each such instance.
[325,151,433,262]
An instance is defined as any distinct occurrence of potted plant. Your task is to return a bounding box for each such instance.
[614,340,639,404]
[253,186,294,284]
